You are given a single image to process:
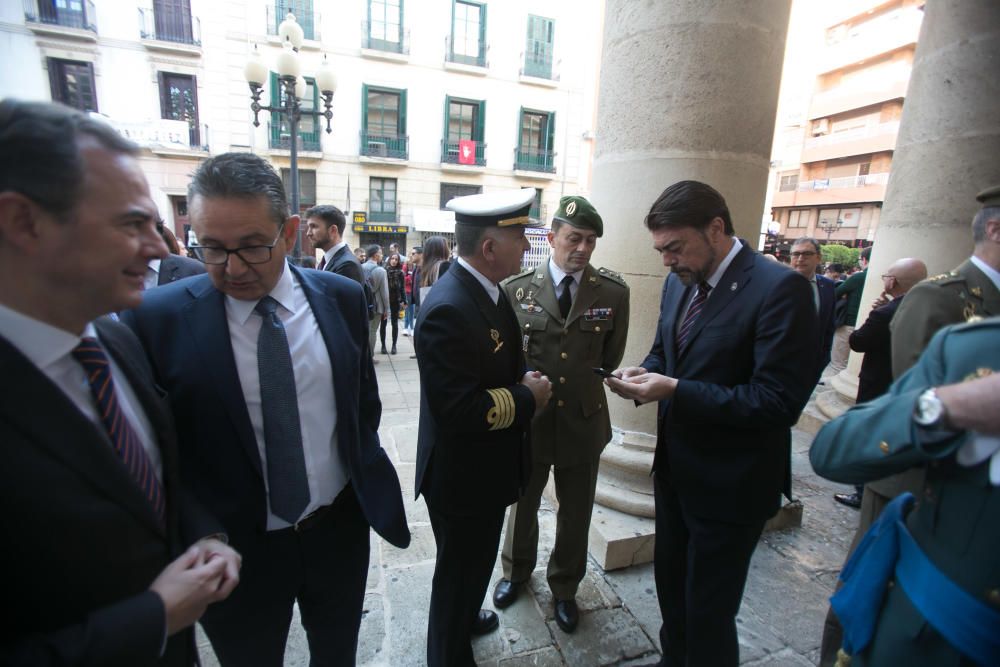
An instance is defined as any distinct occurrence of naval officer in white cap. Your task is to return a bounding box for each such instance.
[414,188,553,665]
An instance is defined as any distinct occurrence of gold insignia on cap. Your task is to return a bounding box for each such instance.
[565,201,577,216]
[490,328,504,353]
[497,215,530,227]
[486,388,515,430]
[879,441,890,454]
[971,287,983,298]
[515,287,524,301]
[964,304,978,321]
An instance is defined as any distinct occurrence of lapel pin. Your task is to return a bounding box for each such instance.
[730,282,737,291]
[515,287,524,301]
[490,329,504,353]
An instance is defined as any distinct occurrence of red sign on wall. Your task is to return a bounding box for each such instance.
[458,139,476,165]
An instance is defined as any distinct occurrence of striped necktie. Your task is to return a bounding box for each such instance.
[72,338,165,525]
[676,282,712,352]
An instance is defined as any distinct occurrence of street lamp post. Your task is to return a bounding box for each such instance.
[819,217,844,242]
[244,13,337,262]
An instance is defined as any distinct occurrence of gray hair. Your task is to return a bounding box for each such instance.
[188,152,288,225]
[973,206,999,243]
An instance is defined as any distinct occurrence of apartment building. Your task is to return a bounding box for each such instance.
[766,0,924,256]
[1,0,603,264]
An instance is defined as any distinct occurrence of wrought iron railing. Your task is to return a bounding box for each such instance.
[24,0,97,32]
[361,21,409,54]
[268,122,321,152]
[441,139,486,166]
[514,148,556,173]
[138,6,201,45]
[360,132,409,160]
[521,51,554,80]
[266,5,319,42]
[445,35,486,68]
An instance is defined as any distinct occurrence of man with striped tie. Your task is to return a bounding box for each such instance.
[607,180,818,667]
[0,99,240,665]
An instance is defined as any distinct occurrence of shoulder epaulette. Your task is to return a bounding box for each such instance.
[926,271,964,285]
[597,267,628,287]
[501,267,535,287]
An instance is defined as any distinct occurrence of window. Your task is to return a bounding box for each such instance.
[361,86,407,159]
[449,0,486,67]
[819,207,861,228]
[273,0,314,41]
[369,178,397,222]
[442,97,485,165]
[515,109,555,173]
[366,0,402,52]
[269,73,320,151]
[788,209,809,228]
[778,173,799,192]
[152,0,195,43]
[530,188,543,220]
[36,0,96,31]
[524,15,554,79]
[48,58,97,112]
[158,72,200,147]
[440,183,481,209]
[280,168,316,213]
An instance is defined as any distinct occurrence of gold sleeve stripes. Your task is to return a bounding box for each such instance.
[486,387,516,431]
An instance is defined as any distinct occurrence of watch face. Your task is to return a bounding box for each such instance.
[916,390,943,426]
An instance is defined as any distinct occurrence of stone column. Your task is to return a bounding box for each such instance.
[585,0,791,569]
[824,0,1000,413]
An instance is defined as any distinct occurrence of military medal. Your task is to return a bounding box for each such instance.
[522,334,529,352]
[490,329,504,353]
[515,287,525,301]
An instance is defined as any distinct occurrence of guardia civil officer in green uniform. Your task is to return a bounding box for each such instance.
[492,196,630,633]
[810,317,1000,667]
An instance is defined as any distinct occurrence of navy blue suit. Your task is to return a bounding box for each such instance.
[640,242,818,666]
[156,254,205,286]
[124,264,408,665]
[817,273,837,375]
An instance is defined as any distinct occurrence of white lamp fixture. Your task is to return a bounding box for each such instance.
[315,55,337,95]
[277,11,305,50]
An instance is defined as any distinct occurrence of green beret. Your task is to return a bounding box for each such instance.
[976,184,1000,208]
[553,195,603,237]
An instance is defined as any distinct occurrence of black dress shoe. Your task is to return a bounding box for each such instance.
[471,609,498,635]
[834,492,862,509]
[554,599,579,633]
[492,579,521,609]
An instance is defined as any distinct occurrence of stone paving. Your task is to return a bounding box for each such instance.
[198,332,857,666]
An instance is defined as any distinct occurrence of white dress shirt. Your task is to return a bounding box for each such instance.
[322,240,349,267]
[548,257,584,302]
[678,237,743,326]
[0,303,162,480]
[225,262,347,530]
[457,256,500,304]
[144,258,162,290]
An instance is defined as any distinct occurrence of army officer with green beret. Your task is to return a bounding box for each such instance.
[492,195,630,633]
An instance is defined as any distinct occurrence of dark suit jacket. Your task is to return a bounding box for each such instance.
[641,242,818,522]
[849,296,903,403]
[0,317,219,666]
[323,244,364,285]
[816,273,837,373]
[156,254,205,286]
[123,265,409,550]
[414,262,536,515]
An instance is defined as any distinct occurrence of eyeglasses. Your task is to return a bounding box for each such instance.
[190,225,284,265]
[790,251,817,258]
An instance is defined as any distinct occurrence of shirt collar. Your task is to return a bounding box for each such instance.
[457,257,500,304]
[325,240,348,261]
[226,260,298,325]
[970,255,1000,292]
[547,257,584,288]
[0,301,98,370]
[705,237,742,290]
[147,258,161,274]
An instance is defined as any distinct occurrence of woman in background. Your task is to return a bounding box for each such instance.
[381,252,405,354]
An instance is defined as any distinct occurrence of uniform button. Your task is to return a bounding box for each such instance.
[595,326,601,332]
[557,400,564,407]
[597,403,602,409]
[987,589,1000,606]
[561,352,568,359]
[524,323,530,330]
[879,441,890,454]
[559,377,566,384]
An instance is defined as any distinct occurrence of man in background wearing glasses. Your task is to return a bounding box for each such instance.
[124,152,410,666]
[789,237,837,384]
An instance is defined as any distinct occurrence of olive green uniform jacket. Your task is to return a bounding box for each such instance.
[502,263,630,466]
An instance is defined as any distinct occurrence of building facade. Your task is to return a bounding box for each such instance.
[765,0,924,258]
[1,0,603,265]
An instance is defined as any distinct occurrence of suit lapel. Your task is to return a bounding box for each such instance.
[661,276,688,374]
[530,265,561,321]
[452,263,516,355]
[0,335,166,536]
[566,265,600,325]
[182,280,263,476]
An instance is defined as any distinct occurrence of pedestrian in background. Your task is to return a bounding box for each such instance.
[381,251,404,354]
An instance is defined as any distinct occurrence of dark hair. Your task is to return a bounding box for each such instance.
[386,252,402,267]
[792,237,821,254]
[365,243,382,259]
[860,246,872,262]
[455,223,488,257]
[188,152,288,225]
[304,204,346,235]
[0,99,139,219]
[973,206,999,243]
[644,180,734,235]
[827,263,844,274]
[421,235,450,287]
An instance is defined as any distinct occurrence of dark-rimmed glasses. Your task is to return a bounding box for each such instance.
[190,225,285,265]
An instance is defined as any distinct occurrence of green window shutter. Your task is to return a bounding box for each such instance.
[443,95,451,140]
[362,83,370,132]
[399,89,407,136]
[269,71,281,148]
[476,99,485,143]
[546,111,555,152]
[516,107,525,151]
[478,4,487,61]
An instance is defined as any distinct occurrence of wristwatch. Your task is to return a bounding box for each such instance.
[914,388,948,428]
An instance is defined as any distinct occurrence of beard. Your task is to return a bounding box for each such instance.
[673,247,717,286]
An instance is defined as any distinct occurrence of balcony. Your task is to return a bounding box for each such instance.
[801,120,899,163]
[520,52,558,86]
[267,6,320,44]
[112,117,209,155]
[361,21,409,60]
[268,122,321,153]
[809,73,909,119]
[445,35,487,73]
[441,139,486,167]
[138,7,201,54]
[360,132,408,161]
[513,148,556,176]
[772,172,889,208]
[820,8,922,74]
[24,0,97,40]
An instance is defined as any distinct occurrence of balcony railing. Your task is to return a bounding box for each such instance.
[445,35,486,68]
[24,0,97,33]
[138,6,201,45]
[361,21,409,55]
[441,139,486,166]
[521,52,555,80]
[360,132,408,160]
[514,148,556,173]
[805,121,900,150]
[268,122,321,152]
[113,117,209,152]
[796,172,889,191]
[266,6,319,42]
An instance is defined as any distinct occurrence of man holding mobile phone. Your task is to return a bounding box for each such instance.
[493,196,630,633]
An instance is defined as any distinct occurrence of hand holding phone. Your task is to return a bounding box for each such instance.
[592,367,613,378]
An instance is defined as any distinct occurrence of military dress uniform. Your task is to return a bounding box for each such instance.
[498,197,630,617]
[810,317,1000,667]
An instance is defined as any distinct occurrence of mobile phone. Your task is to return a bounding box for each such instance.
[592,367,613,378]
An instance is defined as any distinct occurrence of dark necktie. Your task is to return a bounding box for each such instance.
[72,338,165,524]
[676,282,712,352]
[317,256,326,271]
[558,275,574,319]
[255,297,310,523]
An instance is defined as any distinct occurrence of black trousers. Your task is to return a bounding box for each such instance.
[425,502,506,667]
[200,484,370,667]
[653,472,765,667]
[379,304,399,348]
